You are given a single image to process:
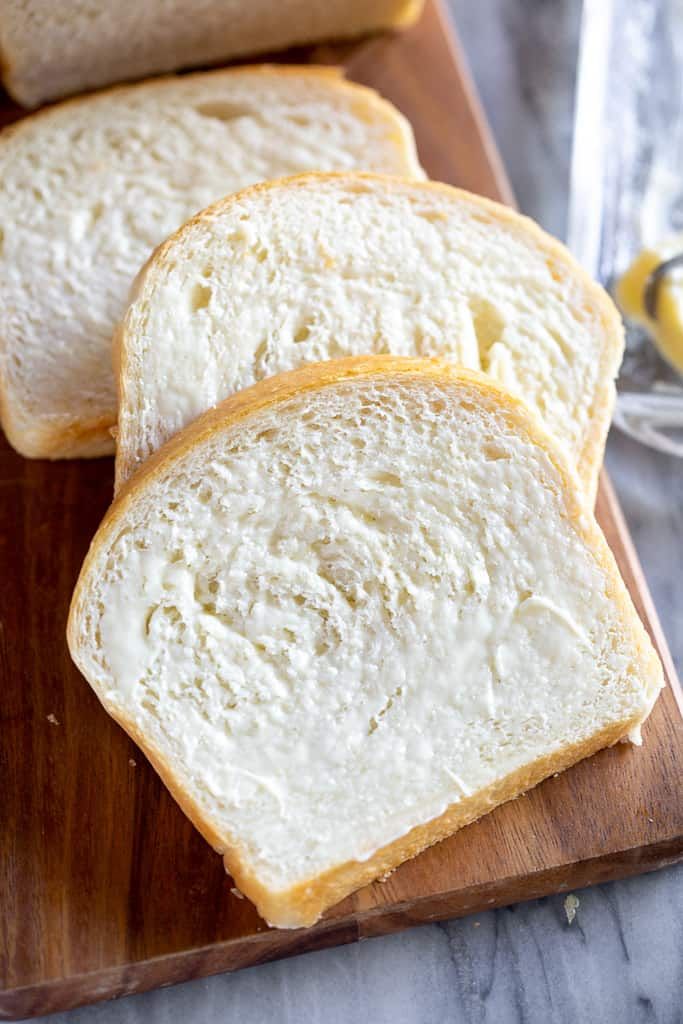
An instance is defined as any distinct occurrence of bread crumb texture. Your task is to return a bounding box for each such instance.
[117,174,622,497]
[0,71,421,458]
[70,362,662,927]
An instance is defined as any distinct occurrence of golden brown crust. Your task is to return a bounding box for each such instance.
[0,63,415,144]
[95,691,646,929]
[0,70,421,460]
[229,714,644,928]
[0,392,115,459]
[69,356,664,929]
[114,171,624,500]
[0,4,425,108]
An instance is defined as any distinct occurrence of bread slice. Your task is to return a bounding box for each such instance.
[68,356,663,930]
[0,0,423,107]
[0,69,422,460]
[115,173,623,501]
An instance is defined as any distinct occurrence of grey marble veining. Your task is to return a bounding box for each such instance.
[453,0,582,241]
[40,872,683,1024]
[36,2,683,1021]
[607,430,683,666]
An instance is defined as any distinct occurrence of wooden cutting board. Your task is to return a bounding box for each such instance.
[1,1,682,1017]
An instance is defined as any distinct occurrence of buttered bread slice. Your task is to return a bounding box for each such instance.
[69,357,662,929]
[115,173,624,501]
[0,68,422,460]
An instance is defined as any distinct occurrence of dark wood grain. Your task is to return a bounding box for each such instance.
[1,1,682,1017]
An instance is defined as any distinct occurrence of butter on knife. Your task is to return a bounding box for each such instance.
[616,237,683,374]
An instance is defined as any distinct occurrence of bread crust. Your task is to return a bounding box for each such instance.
[0,69,422,460]
[0,3,425,108]
[69,356,663,929]
[0,406,116,460]
[114,172,624,501]
[0,63,420,147]
[103,705,647,929]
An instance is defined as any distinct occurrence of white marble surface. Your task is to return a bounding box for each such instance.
[37,2,683,1021]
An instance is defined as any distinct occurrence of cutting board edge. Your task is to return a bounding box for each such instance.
[598,473,683,711]
[2,834,681,1021]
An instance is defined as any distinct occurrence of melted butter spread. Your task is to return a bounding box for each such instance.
[616,236,683,373]
[93,381,648,890]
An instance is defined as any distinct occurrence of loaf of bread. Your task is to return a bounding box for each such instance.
[68,357,663,929]
[115,173,623,500]
[0,69,422,460]
[0,0,423,107]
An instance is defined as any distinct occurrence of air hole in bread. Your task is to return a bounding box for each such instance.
[418,209,448,224]
[546,259,564,283]
[468,297,506,372]
[411,326,438,358]
[194,102,251,123]
[294,324,312,343]
[368,686,404,735]
[90,201,105,225]
[340,182,373,195]
[190,283,212,312]
[370,471,403,488]
[467,211,494,226]
[253,339,268,367]
[483,444,510,462]
[255,428,277,444]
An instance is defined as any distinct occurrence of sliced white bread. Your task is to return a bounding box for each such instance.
[115,173,624,501]
[0,68,422,460]
[0,0,423,107]
[69,357,663,930]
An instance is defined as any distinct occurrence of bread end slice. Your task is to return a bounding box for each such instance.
[0,1,426,108]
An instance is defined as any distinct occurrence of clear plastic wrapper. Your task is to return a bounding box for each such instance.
[568,0,683,455]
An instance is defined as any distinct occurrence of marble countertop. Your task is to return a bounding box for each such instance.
[38,2,682,1021]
